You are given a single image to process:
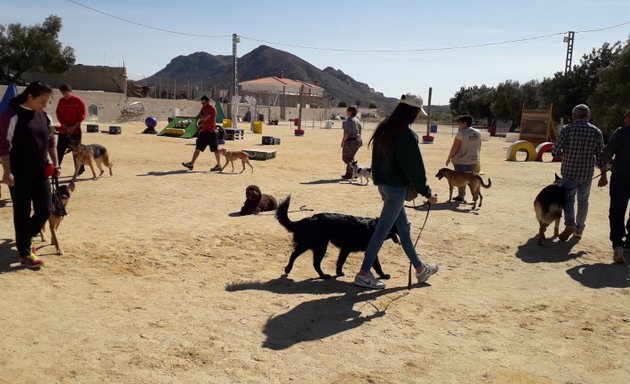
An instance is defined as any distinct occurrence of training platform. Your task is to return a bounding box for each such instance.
[224,128,244,140]
[243,149,276,161]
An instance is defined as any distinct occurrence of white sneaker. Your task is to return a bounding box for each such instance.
[354,272,385,289]
[416,263,439,283]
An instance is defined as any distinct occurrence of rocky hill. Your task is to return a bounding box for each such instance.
[142,45,400,111]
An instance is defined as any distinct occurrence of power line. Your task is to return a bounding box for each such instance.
[65,0,230,38]
[65,0,629,53]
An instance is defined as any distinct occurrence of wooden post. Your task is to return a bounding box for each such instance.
[426,87,433,137]
[298,85,304,130]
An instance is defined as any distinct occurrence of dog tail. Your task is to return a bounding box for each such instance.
[479,176,492,188]
[275,195,296,232]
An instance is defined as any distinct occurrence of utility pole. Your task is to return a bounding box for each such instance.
[232,34,240,98]
[563,31,575,74]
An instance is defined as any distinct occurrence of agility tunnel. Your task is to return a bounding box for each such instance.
[535,142,561,162]
[506,140,537,161]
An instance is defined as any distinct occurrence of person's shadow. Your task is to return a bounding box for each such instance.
[227,276,419,350]
[515,235,584,263]
[0,238,20,273]
[566,263,630,288]
[300,179,343,185]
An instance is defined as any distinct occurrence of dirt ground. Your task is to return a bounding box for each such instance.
[0,120,628,384]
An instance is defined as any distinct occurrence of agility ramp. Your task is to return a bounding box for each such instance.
[158,117,200,138]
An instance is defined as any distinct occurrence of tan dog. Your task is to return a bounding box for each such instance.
[39,182,75,255]
[68,142,113,181]
[435,168,492,209]
[218,148,254,173]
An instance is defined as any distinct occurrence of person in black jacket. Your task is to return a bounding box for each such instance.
[0,81,60,268]
[598,110,630,264]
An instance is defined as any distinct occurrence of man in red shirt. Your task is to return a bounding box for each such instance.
[182,95,222,172]
[55,84,86,172]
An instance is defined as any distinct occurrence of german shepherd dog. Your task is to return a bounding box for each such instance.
[39,182,75,255]
[275,195,398,279]
[534,174,565,246]
[349,160,372,185]
[435,168,492,209]
[68,141,113,181]
[217,148,254,173]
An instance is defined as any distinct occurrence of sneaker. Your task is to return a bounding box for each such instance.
[182,162,194,171]
[416,263,439,283]
[452,196,466,203]
[573,227,584,239]
[558,225,575,242]
[354,272,385,289]
[341,174,352,180]
[613,246,625,264]
[210,165,222,172]
[20,251,44,269]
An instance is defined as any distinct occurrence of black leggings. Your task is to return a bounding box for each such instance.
[9,176,52,256]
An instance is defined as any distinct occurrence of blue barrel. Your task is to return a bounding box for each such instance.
[430,124,438,133]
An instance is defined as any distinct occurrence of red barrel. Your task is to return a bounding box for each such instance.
[294,118,299,126]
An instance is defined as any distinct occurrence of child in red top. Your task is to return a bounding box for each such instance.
[55,84,86,169]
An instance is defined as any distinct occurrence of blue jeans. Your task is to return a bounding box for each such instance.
[562,177,592,229]
[454,163,477,198]
[361,185,422,272]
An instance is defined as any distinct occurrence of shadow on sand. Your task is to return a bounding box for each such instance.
[566,262,630,289]
[515,235,585,263]
[227,276,425,350]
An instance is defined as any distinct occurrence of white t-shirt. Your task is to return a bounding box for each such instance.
[453,127,481,165]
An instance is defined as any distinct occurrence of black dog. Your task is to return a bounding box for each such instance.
[240,185,278,215]
[534,174,565,245]
[275,195,398,279]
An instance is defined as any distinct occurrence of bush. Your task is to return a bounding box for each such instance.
[337,101,347,108]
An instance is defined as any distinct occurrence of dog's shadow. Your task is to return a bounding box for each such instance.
[406,201,476,214]
[566,263,630,288]
[137,170,204,177]
[300,179,345,185]
[515,235,584,263]
[226,276,411,350]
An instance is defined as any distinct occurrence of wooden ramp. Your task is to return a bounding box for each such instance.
[519,104,557,144]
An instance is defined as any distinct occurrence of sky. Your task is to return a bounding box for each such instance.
[1,0,629,105]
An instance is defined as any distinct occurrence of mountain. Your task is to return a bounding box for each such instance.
[142,45,399,111]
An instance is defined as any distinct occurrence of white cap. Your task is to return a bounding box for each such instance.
[399,93,427,116]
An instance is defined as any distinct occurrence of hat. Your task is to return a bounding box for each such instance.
[399,93,427,116]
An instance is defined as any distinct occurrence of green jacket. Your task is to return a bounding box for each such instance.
[371,128,432,198]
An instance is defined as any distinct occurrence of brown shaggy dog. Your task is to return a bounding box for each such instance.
[240,185,278,215]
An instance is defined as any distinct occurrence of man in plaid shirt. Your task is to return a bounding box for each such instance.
[552,104,604,241]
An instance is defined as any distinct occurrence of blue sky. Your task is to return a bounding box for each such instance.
[2,0,629,104]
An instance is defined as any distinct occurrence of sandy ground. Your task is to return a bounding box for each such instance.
[0,120,628,384]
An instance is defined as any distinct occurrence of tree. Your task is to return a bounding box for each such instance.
[539,41,622,122]
[588,38,630,136]
[337,101,347,108]
[368,102,377,109]
[449,85,495,123]
[491,80,525,131]
[0,15,75,82]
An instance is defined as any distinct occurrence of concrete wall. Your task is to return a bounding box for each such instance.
[22,65,127,93]
[0,85,351,124]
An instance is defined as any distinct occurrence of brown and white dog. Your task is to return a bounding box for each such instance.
[534,174,565,246]
[435,168,492,209]
[39,182,75,255]
[240,185,278,215]
[218,148,254,173]
[68,141,113,181]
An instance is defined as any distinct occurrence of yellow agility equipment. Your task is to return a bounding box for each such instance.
[506,140,537,161]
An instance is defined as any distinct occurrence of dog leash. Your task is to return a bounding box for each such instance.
[560,172,603,192]
[408,200,432,290]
